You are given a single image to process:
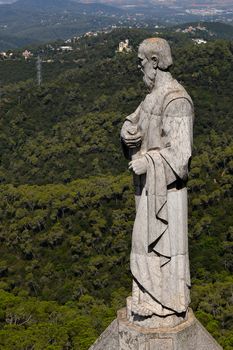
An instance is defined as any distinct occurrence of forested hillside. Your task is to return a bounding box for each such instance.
[0,0,123,50]
[0,29,232,349]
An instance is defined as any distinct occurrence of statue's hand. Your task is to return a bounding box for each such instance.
[121,121,142,148]
[129,157,148,175]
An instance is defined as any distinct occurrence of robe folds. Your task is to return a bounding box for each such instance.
[122,75,194,316]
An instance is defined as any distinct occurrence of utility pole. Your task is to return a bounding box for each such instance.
[0,81,2,101]
[36,55,42,86]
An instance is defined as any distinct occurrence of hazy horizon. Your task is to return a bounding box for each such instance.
[1,0,233,4]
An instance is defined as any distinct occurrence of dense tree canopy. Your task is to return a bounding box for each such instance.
[0,28,232,349]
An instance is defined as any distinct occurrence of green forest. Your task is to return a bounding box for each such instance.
[0,28,232,349]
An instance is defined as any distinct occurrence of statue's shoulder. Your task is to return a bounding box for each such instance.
[163,79,193,113]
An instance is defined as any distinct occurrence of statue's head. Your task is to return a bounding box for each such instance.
[138,38,173,89]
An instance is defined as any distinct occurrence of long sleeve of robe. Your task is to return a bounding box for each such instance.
[160,98,194,184]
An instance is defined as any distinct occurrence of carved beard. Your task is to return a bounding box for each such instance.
[143,74,155,90]
[142,63,157,90]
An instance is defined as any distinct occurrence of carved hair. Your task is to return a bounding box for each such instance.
[139,38,173,70]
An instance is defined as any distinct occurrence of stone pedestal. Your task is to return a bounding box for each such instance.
[89,308,223,350]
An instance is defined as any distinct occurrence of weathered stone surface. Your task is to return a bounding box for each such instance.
[89,319,119,350]
[120,37,194,325]
[89,308,223,350]
[89,37,223,350]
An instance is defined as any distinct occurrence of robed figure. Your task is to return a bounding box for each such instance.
[121,38,194,327]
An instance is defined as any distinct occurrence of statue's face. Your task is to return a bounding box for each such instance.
[138,48,158,90]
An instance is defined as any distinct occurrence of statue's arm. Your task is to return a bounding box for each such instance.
[159,98,194,185]
[125,103,142,123]
[121,104,142,159]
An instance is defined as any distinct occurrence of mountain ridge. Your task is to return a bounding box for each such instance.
[0,0,233,50]
[0,0,124,50]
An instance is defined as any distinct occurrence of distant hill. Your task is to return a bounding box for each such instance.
[0,0,16,3]
[174,21,233,40]
[0,0,123,50]
[10,0,123,12]
[1,0,233,50]
[200,21,233,39]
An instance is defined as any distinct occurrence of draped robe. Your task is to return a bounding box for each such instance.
[122,75,194,318]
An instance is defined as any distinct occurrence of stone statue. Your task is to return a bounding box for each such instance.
[90,37,223,350]
[89,38,222,350]
[120,37,194,328]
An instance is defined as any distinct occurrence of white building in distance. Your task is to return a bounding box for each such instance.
[59,46,73,52]
[192,38,207,45]
[118,39,132,53]
[22,50,33,60]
